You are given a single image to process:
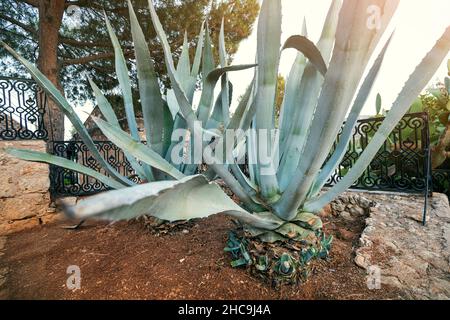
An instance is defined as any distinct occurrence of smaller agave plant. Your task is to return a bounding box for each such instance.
[2,0,450,259]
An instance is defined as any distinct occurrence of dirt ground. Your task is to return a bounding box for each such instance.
[0,211,405,300]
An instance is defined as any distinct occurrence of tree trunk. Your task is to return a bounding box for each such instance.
[38,0,65,144]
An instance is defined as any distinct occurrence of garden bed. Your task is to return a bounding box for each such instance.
[0,207,404,300]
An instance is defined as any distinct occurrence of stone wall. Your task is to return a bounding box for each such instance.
[331,191,450,300]
[0,140,58,235]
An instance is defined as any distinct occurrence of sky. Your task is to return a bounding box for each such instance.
[229,0,450,116]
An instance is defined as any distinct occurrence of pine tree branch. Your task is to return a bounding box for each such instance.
[62,49,133,65]
[0,13,37,36]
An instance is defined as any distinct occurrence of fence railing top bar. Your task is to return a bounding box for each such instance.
[0,76,34,82]
[356,111,428,123]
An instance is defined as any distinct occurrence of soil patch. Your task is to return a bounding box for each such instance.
[0,212,405,300]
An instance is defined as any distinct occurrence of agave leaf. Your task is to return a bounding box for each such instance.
[277,0,341,192]
[128,0,166,157]
[310,33,394,197]
[292,212,323,231]
[305,25,450,213]
[88,78,148,181]
[207,84,230,130]
[191,21,205,77]
[376,93,382,115]
[282,35,327,76]
[254,0,282,199]
[228,79,254,131]
[147,0,267,211]
[5,148,125,190]
[219,18,230,125]
[276,0,399,218]
[279,18,308,153]
[256,231,287,243]
[0,41,132,186]
[93,116,185,180]
[202,24,215,83]
[64,174,281,230]
[197,64,257,126]
[162,101,175,157]
[186,21,205,101]
[177,31,192,92]
[274,223,317,243]
[147,0,198,128]
[104,12,140,142]
[166,89,180,119]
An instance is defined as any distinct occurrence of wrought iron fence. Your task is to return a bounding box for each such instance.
[432,169,450,198]
[49,141,141,196]
[0,77,48,140]
[324,112,430,194]
[49,112,438,198]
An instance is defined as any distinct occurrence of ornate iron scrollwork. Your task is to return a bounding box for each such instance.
[0,77,48,140]
[324,112,430,193]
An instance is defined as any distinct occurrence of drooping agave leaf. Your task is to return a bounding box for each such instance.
[305,25,450,213]
[310,33,394,197]
[277,0,341,192]
[253,0,282,199]
[5,148,125,190]
[197,64,257,126]
[279,18,308,153]
[128,0,166,157]
[93,116,185,180]
[88,77,148,181]
[104,12,140,142]
[0,41,132,186]
[282,35,327,76]
[64,174,282,230]
[276,0,400,218]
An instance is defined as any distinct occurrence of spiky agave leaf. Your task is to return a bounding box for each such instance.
[92,116,185,180]
[5,148,125,190]
[64,174,282,230]
[253,0,282,199]
[128,0,168,158]
[88,78,149,181]
[309,33,394,197]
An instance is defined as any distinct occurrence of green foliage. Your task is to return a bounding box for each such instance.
[224,230,333,286]
[0,0,259,104]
